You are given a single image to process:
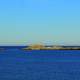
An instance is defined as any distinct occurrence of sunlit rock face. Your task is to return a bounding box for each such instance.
[23,44,45,50]
[28,44,44,50]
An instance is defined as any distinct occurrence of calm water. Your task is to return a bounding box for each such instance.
[0,48,80,80]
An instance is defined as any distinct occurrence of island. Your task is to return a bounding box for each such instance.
[22,44,80,50]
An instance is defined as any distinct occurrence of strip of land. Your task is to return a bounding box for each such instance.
[22,44,80,50]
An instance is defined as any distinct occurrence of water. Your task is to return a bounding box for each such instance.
[0,48,80,80]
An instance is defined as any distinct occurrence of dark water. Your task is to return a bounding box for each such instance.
[0,48,80,80]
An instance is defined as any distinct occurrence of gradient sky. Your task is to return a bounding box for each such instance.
[0,0,80,45]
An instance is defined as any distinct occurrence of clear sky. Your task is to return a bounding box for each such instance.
[0,0,80,45]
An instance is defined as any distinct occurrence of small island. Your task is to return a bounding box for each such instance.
[22,44,80,50]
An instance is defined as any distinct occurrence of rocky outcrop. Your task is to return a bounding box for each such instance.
[23,44,45,50]
[23,45,80,50]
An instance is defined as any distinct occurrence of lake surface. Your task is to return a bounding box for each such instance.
[0,48,80,80]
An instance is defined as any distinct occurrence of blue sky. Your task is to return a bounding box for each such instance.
[0,0,80,45]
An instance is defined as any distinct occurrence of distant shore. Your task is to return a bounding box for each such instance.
[22,44,80,50]
[0,45,80,50]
